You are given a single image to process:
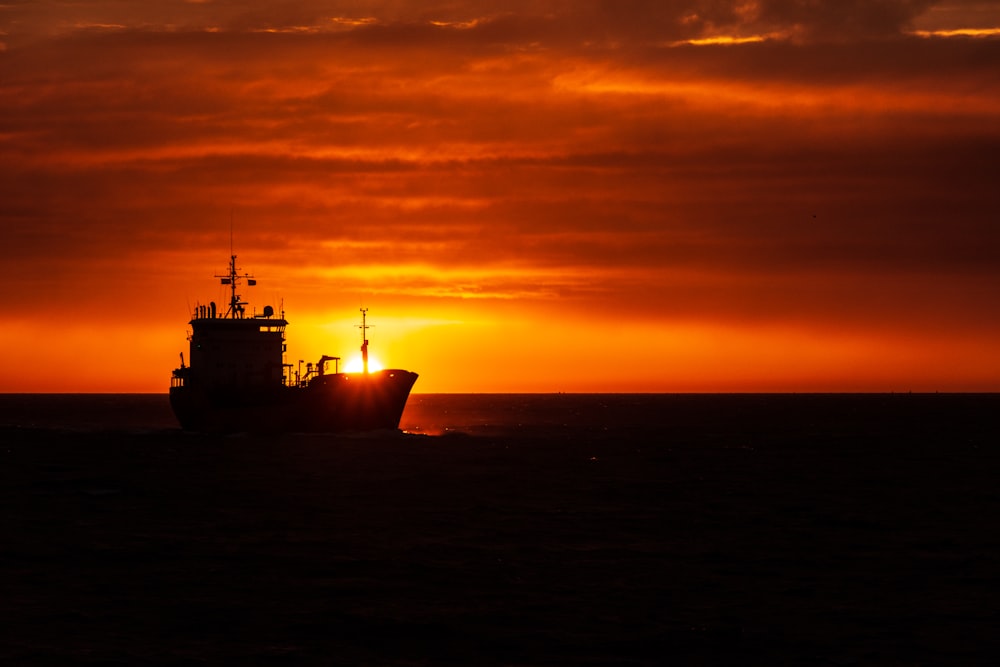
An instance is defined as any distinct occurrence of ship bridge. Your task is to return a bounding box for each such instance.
[171,254,288,392]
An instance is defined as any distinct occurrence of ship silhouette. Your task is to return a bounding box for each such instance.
[170,254,418,433]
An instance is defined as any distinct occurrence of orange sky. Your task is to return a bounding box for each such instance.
[2,1,999,392]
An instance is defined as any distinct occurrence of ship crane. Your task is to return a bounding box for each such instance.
[316,355,340,376]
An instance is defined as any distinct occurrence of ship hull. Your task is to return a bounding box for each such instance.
[170,369,418,434]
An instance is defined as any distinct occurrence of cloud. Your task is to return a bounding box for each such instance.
[2,1,973,47]
[2,2,999,390]
[3,31,997,269]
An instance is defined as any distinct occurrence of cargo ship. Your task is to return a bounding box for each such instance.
[169,254,418,433]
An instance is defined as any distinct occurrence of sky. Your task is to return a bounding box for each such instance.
[2,1,999,393]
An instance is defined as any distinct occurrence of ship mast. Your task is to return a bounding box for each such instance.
[216,254,256,319]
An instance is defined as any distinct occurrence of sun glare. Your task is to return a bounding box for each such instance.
[343,355,384,373]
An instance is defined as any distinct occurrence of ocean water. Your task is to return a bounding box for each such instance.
[1,391,997,440]
[0,394,1000,451]
[4,393,999,665]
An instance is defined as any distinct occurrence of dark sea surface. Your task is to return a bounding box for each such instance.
[3,393,999,665]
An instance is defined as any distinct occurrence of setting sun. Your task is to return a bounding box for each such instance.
[344,356,384,374]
